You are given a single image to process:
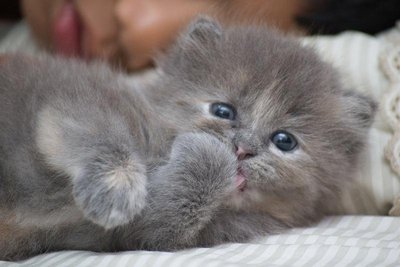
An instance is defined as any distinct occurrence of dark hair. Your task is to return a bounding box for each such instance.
[298,0,400,34]
[0,1,21,21]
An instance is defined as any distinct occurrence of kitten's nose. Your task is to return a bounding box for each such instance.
[235,144,255,160]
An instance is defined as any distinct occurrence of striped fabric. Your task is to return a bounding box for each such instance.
[1,23,400,266]
[2,216,399,267]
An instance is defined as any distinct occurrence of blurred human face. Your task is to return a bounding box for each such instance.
[21,0,208,70]
[114,0,209,69]
[21,0,306,71]
[22,0,119,63]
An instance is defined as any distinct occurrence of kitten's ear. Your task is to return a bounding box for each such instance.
[341,90,377,129]
[179,16,223,47]
[156,16,223,72]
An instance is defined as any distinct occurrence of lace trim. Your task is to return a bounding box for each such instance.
[381,47,400,83]
[385,130,400,177]
[382,84,400,130]
[380,32,400,177]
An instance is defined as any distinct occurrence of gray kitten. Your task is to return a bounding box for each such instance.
[0,18,375,260]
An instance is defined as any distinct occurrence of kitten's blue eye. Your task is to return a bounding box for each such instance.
[271,131,298,152]
[210,103,236,120]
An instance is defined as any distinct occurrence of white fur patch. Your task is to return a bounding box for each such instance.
[36,107,83,177]
[99,159,147,229]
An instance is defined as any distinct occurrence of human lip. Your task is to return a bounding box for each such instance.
[52,0,83,57]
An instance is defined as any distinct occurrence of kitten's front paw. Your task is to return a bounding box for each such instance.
[170,133,238,194]
[73,155,147,229]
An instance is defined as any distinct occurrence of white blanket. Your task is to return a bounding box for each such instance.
[2,216,399,267]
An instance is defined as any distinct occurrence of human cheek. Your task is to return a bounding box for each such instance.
[115,0,210,70]
[114,0,156,70]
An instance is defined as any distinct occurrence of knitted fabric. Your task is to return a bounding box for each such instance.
[380,28,400,178]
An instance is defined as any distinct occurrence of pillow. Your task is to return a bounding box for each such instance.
[302,30,400,215]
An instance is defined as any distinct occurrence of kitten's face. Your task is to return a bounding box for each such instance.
[157,18,375,216]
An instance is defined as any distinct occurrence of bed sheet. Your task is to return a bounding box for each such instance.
[1,216,399,267]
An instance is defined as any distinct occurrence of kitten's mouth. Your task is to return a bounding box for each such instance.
[235,167,247,192]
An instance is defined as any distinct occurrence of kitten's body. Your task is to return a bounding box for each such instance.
[0,18,375,260]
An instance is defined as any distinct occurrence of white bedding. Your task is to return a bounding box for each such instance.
[1,23,400,267]
[2,216,399,267]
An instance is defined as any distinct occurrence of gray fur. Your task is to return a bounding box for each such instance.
[0,18,376,260]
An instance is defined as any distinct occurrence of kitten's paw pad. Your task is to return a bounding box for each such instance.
[73,158,147,229]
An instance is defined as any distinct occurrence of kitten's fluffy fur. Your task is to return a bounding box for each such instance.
[0,18,375,260]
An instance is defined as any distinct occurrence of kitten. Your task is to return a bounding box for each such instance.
[0,18,376,260]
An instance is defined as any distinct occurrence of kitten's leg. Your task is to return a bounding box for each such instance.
[124,133,238,250]
[0,209,48,261]
[196,210,288,247]
[35,106,147,229]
